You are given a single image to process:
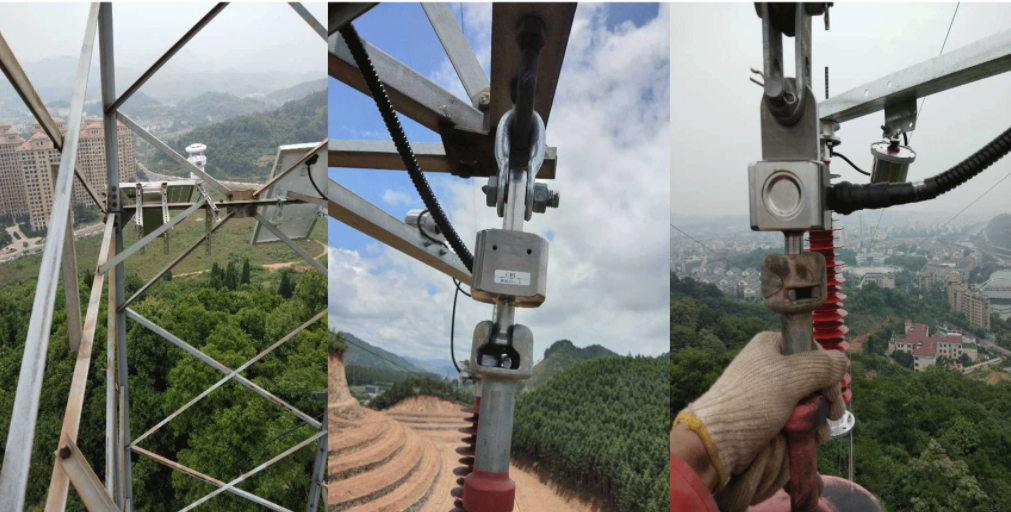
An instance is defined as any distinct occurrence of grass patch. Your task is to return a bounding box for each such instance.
[0,212,325,285]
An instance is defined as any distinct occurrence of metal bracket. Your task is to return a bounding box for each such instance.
[196,183,220,223]
[883,97,918,138]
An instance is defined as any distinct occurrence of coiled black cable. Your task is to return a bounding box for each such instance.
[338,23,474,272]
[829,124,1011,215]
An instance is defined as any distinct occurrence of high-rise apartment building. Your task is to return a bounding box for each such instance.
[0,122,27,216]
[3,116,137,231]
[948,283,992,332]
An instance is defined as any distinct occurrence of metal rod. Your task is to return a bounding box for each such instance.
[422,2,490,106]
[60,202,83,353]
[306,415,327,512]
[328,2,377,36]
[0,7,99,508]
[104,231,119,502]
[327,178,470,282]
[254,139,327,197]
[106,3,228,114]
[120,211,235,310]
[99,198,206,275]
[44,218,114,512]
[820,27,1011,124]
[55,436,120,512]
[253,212,328,276]
[178,431,326,512]
[131,310,325,446]
[125,308,322,428]
[98,5,134,508]
[130,446,293,512]
[116,112,230,195]
[328,139,558,179]
[329,32,485,132]
[288,2,326,42]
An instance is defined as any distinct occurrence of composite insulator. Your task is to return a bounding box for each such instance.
[450,397,480,512]
[809,226,852,403]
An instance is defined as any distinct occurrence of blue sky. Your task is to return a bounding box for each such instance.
[328,3,659,252]
[329,3,670,362]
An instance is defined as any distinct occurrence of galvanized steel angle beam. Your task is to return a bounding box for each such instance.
[0,6,100,509]
[327,177,471,282]
[819,27,1011,124]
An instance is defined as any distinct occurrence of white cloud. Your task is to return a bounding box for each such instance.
[330,4,670,362]
[382,189,418,207]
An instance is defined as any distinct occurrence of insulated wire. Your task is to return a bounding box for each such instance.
[338,23,474,272]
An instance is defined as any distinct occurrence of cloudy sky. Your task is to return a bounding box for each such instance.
[0,3,324,86]
[329,3,670,363]
[673,3,1011,225]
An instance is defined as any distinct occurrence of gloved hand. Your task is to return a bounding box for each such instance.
[673,331,848,502]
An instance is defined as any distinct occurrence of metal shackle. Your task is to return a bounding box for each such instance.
[494,108,546,220]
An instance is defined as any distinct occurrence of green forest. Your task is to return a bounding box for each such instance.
[670,273,1011,511]
[0,265,327,511]
[367,376,471,410]
[146,90,326,181]
[513,356,670,512]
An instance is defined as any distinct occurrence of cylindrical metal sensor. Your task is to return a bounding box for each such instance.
[870,141,916,183]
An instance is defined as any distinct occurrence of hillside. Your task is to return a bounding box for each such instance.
[524,339,617,389]
[265,78,327,105]
[146,90,326,181]
[514,356,669,512]
[342,333,428,373]
[659,352,670,360]
[987,213,1011,249]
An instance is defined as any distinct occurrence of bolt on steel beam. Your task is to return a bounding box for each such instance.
[55,436,120,512]
[422,2,490,108]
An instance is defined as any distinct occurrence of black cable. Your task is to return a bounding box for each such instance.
[829,124,1011,214]
[830,149,871,176]
[450,280,462,374]
[416,209,446,248]
[305,153,325,200]
[338,23,474,272]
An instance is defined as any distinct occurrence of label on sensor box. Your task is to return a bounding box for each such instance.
[494,269,531,286]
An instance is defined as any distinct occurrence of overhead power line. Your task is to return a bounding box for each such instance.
[670,223,747,271]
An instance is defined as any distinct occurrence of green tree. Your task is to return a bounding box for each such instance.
[278,270,294,299]
[240,257,250,284]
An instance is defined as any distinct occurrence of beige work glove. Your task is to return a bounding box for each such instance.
[673,331,848,500]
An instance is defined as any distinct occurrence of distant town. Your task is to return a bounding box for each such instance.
[672,213,1011,336]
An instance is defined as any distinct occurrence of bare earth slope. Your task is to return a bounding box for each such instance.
[328,363,600,512]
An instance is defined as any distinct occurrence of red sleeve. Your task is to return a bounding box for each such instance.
[672,453,719,512]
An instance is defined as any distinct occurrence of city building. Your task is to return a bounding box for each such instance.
[0,121,27,216]
[859,271,895,289]
[893,321,970,372]
[857,252,886,266]
[948,283,992,332]
[982,270,1011,321]
[918,270,933,290]
[4,116,136,231]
